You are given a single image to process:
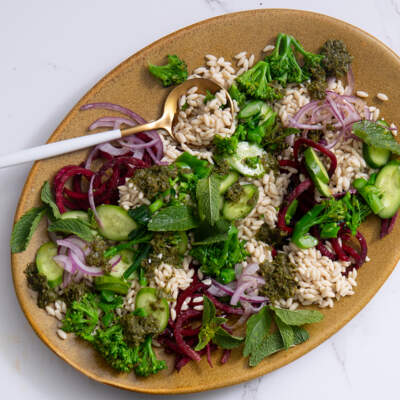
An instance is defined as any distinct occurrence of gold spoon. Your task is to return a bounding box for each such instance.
[0,78,234,169]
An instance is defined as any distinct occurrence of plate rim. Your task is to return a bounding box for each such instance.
[10,8,400,394]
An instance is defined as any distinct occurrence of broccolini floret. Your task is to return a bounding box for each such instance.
[62,293,99,341]
[93,324,138,373]
[236,61,281,101]
[266,33,309,86]
[228,83,247,108]
[148,55,188,87]
[134,335,167,377]
[190,226,248,280]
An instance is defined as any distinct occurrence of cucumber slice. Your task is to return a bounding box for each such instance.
[110,250,135,279]
[94,275,130,295]
[60,210,89,222]
[223,184,259,221]
[96,205,137,241]
[375,160,400,218]
[314,176,332,198]
[226,142,266,177]
[304,147,329,184]
[36,242,63,288]
[219,171,239,194]
[237,100,264,119]
[362,143,391,168]
[135,287,169,332]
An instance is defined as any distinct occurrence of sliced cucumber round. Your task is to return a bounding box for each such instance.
[223,184,259,221]
[304,147,329,184]
[218,171,239,194]
[36,242,63,288]
[135,287,169,332]
[362,143,391,169]
[96,205,137,241]
[226,142,266,177]
[94,275,130,295]
[110,250,135,279]
[314,177,332,198]
[60,210,89,222]
[375,160,400,218]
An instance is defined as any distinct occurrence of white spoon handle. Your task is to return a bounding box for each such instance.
[0,129,122,169]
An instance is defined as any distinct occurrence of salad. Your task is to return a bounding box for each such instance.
[11,33,400,377]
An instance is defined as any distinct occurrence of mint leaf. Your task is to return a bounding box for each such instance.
[11,206,46,253]
[196,174,222,226]
[271,307,324,326]
[202,296,216,325]
[195,296,227,351]
[243,306,272,357]
[274,315,294,349]
[213,327,244,349]
[48,218,94,242]
[353,120,400,154]
[249,326,309,367]
[192,232,229,245]
[40,181,61,220]
[249,332,282,367]
[148,205,199,231]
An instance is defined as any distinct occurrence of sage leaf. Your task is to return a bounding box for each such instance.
[11,206,47,253]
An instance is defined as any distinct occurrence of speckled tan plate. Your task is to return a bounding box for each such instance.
[11,9,400,394]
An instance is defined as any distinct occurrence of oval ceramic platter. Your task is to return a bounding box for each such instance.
[11,9,400,394]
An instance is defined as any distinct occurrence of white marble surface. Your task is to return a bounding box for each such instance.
[1,0,400,398]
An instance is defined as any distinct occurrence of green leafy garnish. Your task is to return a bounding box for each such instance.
[48,218,94,242]
[40,181,61,220]
[11,206,47,253]
[195,296,243,351]
[204,90,215,104]
[148,55,188,87]
[353,120,400,155]
[244,306,323,367]
[248,327,309,367]
[148,205,199,231]
[271,306,324,326]
[196,174,222,226]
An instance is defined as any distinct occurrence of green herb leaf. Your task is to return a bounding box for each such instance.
[243,306,272,356]
[192,232,229,245]
[353,120,400,154]
[196,174,222,226]
[128,205,151,225]
[248,326,309,367]
[11,206,47,253]
[271,307,324,326]
[40,181,61,220]
[48,218,94,242]
[195,296,227,351]
[148,205,199,231]
[213,327,244,349]
[274,315,294,349]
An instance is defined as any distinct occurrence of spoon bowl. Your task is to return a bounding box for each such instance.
[0,78,234,169]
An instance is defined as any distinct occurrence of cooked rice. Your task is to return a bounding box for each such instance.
[48,50,390,341]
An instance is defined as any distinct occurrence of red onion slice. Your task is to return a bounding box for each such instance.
[53,254,74,273]
[70,251,103,276]
[56,239,86,261]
